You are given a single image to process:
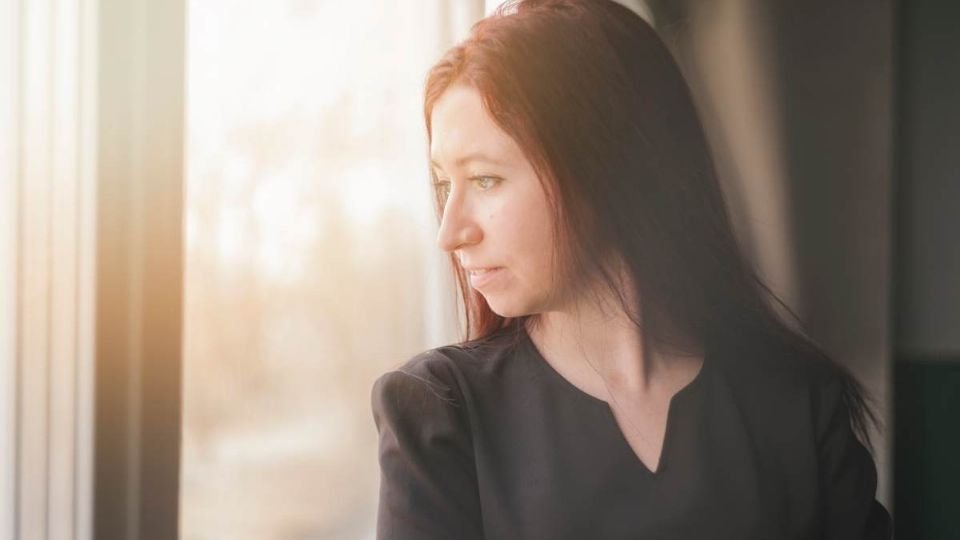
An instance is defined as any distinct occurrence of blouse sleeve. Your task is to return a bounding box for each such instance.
[370,360,485,540]
[815,372,893,539]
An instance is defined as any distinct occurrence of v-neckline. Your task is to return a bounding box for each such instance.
[520,327,708,478]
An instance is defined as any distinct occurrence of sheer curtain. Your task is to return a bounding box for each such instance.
[1,0,98,537]
[181,1,484,538]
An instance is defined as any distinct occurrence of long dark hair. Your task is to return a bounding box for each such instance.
[423,0,881,451]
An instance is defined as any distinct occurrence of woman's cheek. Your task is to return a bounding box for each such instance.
[485,196,511,228]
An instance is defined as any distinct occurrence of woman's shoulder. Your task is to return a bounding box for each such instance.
[715,332,847,395]
[369,348,475,446]
[710,334,862,435]
[372,327,522,412]
[727,337,891,537]
[712,333,875,456]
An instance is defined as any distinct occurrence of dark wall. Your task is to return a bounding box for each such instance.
[893,0,960,538]
[766,0,893,382]
[895,1,960,349]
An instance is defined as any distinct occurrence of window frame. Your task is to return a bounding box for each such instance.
[94,0,186,538]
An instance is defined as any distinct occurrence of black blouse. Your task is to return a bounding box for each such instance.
[370,325,893,539]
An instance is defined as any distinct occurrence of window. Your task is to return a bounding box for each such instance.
[182,1,482,537]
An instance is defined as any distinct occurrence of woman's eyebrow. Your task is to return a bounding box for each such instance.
[430,151,504,171]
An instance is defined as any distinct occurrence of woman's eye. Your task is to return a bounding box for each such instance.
[431,176,498,202]
[473,176,500,190]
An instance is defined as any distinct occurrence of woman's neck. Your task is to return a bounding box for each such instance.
[524,289,702,399]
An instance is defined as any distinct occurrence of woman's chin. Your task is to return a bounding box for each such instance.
[483,296,536,319]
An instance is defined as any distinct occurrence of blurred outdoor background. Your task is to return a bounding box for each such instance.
[2,0,958,539]
[179,1,471,538]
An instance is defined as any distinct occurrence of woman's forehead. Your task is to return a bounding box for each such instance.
[430,86,520,169]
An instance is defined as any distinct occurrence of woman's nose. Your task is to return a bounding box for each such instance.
[436,192,482,253]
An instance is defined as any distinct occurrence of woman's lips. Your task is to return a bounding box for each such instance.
[468,267,503,288]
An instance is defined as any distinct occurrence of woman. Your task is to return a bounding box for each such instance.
[371,0,893,538]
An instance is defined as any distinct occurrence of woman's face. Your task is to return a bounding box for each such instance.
[430,83,562,318]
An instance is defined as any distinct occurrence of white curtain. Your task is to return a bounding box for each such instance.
[0,0,98,537]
